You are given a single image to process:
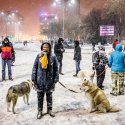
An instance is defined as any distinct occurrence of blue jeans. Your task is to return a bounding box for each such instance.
[58,59,62,73]
[2,59,12,80]
[75,60,81,74]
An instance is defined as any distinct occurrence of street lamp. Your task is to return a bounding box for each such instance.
[52,0,75,39]
[0,11,23,39]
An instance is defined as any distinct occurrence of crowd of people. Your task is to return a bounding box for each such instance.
[0,37,125,119]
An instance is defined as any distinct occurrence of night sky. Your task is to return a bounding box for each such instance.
[0,0,106,36]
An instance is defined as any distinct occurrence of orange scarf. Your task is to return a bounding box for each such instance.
[39,53,48,69]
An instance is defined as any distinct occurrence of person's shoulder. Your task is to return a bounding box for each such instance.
[9,42,13,46]
[35,53,40,58]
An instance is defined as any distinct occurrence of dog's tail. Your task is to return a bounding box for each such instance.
[109,105,120,112]
[6,87,13,103]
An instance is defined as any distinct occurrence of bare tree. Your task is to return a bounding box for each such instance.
[41,16,81,40]
[81,9,102,44]
[103,0,125,39]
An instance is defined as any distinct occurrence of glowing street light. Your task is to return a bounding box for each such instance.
[0,10,23,37]
[55,15,58,20]
[0,12,4,15]
[52,0,75,39]
[71,0,75,4]
[12,12,15,17]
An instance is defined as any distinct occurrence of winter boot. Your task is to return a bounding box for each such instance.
[73,74,77,77]
[47,110,55,117]
[37,111,43,119]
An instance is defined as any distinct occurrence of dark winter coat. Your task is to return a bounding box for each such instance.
[73,45,81,61]
[54,42,64,61]
[92,41,96,47]
[31,53,59,92]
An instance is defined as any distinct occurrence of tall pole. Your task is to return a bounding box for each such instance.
[5,23,7,37]
[62,2,65,39]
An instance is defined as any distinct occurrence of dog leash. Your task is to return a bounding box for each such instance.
[58,81,83,93]
[94,67,108,77]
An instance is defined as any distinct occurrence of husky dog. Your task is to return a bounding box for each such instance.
[6,80,34,114]
[80,78,120,113]
[77,70,95,83]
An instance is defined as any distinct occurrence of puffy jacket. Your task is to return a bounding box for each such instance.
[0,42,14,60]
[31,53,59,92]
[108,44,125,72]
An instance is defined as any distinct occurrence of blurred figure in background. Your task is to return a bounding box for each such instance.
[113,39,119,50]
[54,38,65,75]
[92,41,96,51]
[92,45,108,90]
[73,40,81,77]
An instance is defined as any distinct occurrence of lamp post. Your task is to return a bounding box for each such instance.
[62,3,65,39]
[52,0,75,39]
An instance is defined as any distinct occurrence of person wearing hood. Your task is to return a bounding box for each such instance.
[32,42,59,119]
[73,40,81,77]
[92,45,108,90]
[54,38,65,75]
[108,44,125,96]
[0,37,14,81]
[113,39,119,50]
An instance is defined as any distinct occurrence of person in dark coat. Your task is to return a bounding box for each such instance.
[92,41,96,51]
[54,38,65,75]
[73,40,82,77]
[32,42,59,119]
[92,45,108,90]
[0,37,14,81]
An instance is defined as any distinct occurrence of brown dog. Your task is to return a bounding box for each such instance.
[80,78,120,113]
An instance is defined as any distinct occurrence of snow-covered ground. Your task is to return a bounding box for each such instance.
[0,43,125,125]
